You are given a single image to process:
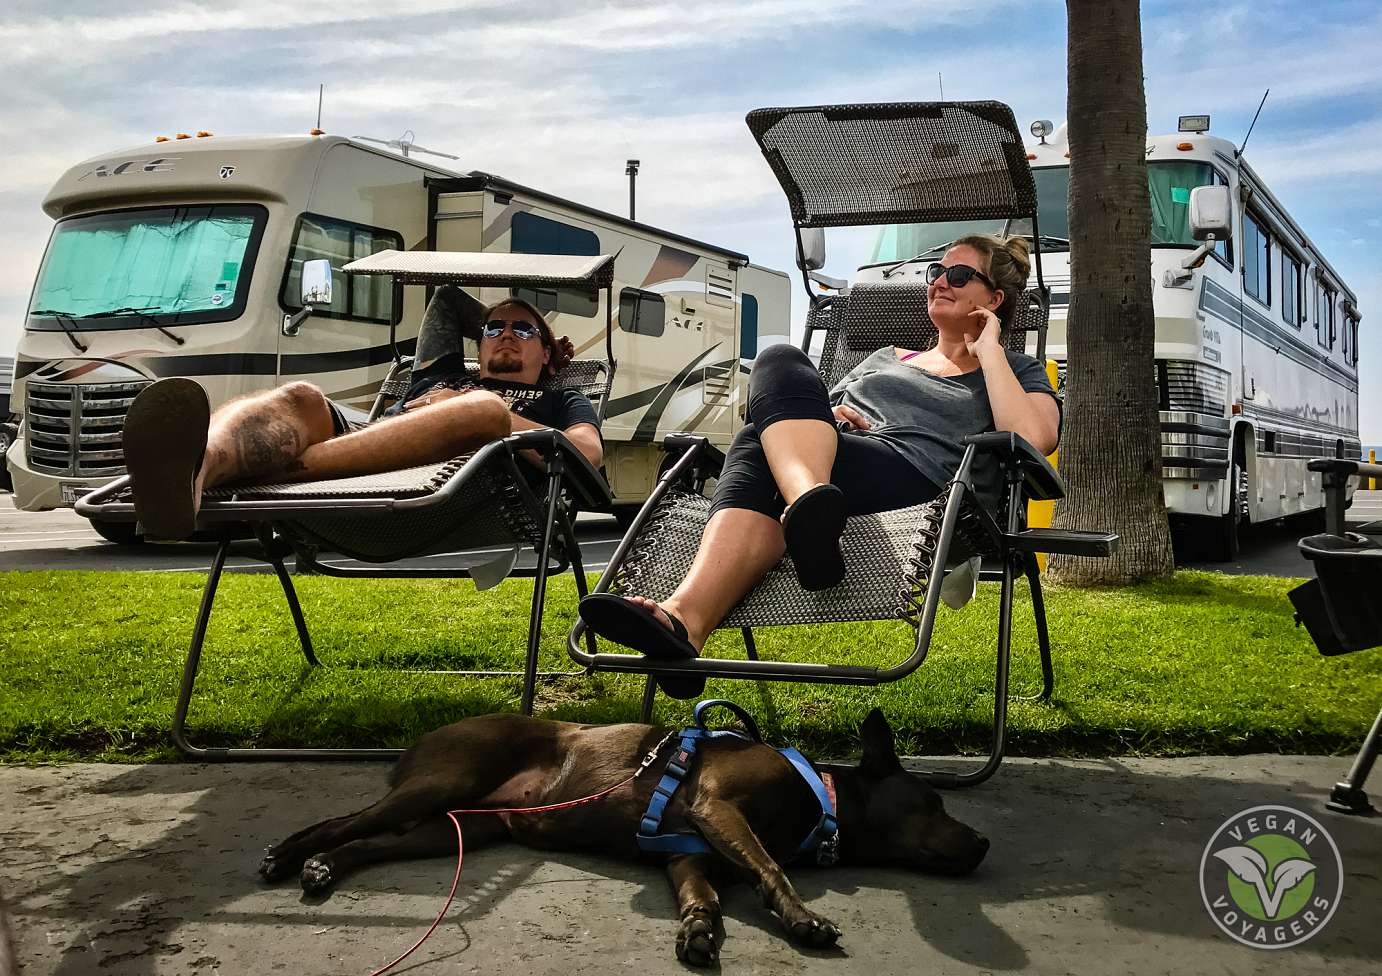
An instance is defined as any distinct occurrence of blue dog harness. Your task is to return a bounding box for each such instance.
[636,700,840,866]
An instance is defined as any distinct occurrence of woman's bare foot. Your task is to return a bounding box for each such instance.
[626,595,707,652]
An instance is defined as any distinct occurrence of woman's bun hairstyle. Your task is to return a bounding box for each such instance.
[952,234,1031,333]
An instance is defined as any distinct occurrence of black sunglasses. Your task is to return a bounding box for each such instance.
[481,319,542,340]
[925,262,997,291]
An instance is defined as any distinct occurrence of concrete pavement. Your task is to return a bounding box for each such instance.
[1,755,1378,975]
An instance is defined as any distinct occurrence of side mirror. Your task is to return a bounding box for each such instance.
[796,228,825,271]
[1188,185,1232,241]
[300,258,334,305]
[1174,185,1233,276]
[283,259,334,337]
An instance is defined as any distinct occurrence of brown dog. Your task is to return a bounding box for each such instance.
[260,709,988,965]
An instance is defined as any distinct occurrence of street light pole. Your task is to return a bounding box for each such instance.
[626,159,640,220]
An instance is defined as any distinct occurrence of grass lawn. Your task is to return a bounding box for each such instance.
[1,569,1376,763]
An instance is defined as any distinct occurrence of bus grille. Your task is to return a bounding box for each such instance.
[1161,360,1228,416]
[24,380,151,477]
[1054,360,1229,416]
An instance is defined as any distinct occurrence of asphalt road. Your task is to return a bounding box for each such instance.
[3,755,1378,976]
[2,491,1379,577]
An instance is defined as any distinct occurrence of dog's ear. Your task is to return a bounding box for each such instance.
[859,709,902,779]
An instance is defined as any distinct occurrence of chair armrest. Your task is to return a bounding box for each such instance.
[662,433,727,471]
[963,431,1066,501]
[506,428,613,509]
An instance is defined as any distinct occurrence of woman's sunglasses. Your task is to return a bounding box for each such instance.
[925,262,997,291]
[481,319,542,340]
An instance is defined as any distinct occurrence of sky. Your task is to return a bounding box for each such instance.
[1,0,1378,442]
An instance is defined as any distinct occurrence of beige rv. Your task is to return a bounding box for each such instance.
[8,134,790,539]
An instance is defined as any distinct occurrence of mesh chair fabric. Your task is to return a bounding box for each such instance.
[814,285,1048,387]
[747,102,1036,228]
[201,455,550,563]
[612,487,993,629]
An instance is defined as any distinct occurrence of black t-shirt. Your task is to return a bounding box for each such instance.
[397,352,601,434]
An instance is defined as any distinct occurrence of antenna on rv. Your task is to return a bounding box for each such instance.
[316,84,323,130]
[352,130,459,161]
[938,72,945,100]
[1237,88,1270,157]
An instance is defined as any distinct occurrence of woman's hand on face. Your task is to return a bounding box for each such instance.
[832,404,872,431]
[964,307,1004,362]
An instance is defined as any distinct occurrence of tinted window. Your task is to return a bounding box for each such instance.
[740,293,759,359]
[1280,249,1302,328]
[510,211,599,318]
[1242,211,1270,306]
[281,214,401,323]
[618,287,665,337]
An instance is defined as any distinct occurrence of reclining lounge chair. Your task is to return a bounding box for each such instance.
[568,102,1119,787]
[78,251,617,760]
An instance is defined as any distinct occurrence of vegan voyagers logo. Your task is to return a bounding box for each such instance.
[1199,804,1343,948]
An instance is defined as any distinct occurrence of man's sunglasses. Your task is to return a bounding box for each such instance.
[481,319,542,340]
[925,262,997,291]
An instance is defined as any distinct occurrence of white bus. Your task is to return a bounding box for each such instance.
[859,118,1362,559]
[7,133,789,538]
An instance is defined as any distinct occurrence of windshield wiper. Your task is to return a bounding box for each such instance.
[79,306,186,346]
[29,307,88,353]
[881,241,955,279]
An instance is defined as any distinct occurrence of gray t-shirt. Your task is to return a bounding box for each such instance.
[828,348,1060,506]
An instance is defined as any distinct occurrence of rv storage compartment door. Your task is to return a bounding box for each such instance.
[434,191,484,252]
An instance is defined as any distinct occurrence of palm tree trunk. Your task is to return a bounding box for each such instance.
[1048,0,1174,583]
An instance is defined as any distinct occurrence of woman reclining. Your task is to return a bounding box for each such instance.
[578,234,1061,698]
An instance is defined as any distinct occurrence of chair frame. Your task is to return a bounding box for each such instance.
[77,252,619,760]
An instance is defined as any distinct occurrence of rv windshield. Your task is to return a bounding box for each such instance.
[26,204,266,332]
[869,162,1222,262]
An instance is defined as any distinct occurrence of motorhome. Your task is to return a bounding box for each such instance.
[8,134,789,539]
[859,117,1362,560]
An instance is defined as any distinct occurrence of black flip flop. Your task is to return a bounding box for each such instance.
[122,378,211,542]
[579,593,706,700]
[782,484,848,591]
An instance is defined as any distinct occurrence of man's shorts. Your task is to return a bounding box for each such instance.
[325,400,371,437]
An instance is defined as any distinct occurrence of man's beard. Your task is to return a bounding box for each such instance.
[487,351,525,375]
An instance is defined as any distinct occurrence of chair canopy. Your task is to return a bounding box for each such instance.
[344,250,616,290]
[746,101,1036,228]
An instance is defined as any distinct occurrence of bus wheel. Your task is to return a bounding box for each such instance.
[1210,457,1247,561]
[89,518,145,546]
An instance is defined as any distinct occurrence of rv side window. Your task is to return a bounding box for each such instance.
[1326,288,1337,349]
[740,294,759,360]
[1342,308,1350,361]
[510,211,599,318]
[281,214,402,324]
[1242,211,1271,307]
[1313,278,1326,347]
[1280,249,1302,328]
[617,288,665,337]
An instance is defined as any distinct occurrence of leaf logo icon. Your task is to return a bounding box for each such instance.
[1214,846,1317,919]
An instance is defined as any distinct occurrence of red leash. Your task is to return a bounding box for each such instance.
[367,731,675,976]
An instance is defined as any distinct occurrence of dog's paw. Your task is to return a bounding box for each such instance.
[258,852,294,883]
[785,910,842,949]
[300,855,335,894]
[675,912,719,967]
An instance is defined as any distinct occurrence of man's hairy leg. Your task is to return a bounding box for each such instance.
[283,389,513,483]
[198,382,337,495]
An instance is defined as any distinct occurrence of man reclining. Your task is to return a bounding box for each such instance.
[122,294,603,541]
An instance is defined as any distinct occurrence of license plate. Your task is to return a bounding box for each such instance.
[60,482,91,505]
